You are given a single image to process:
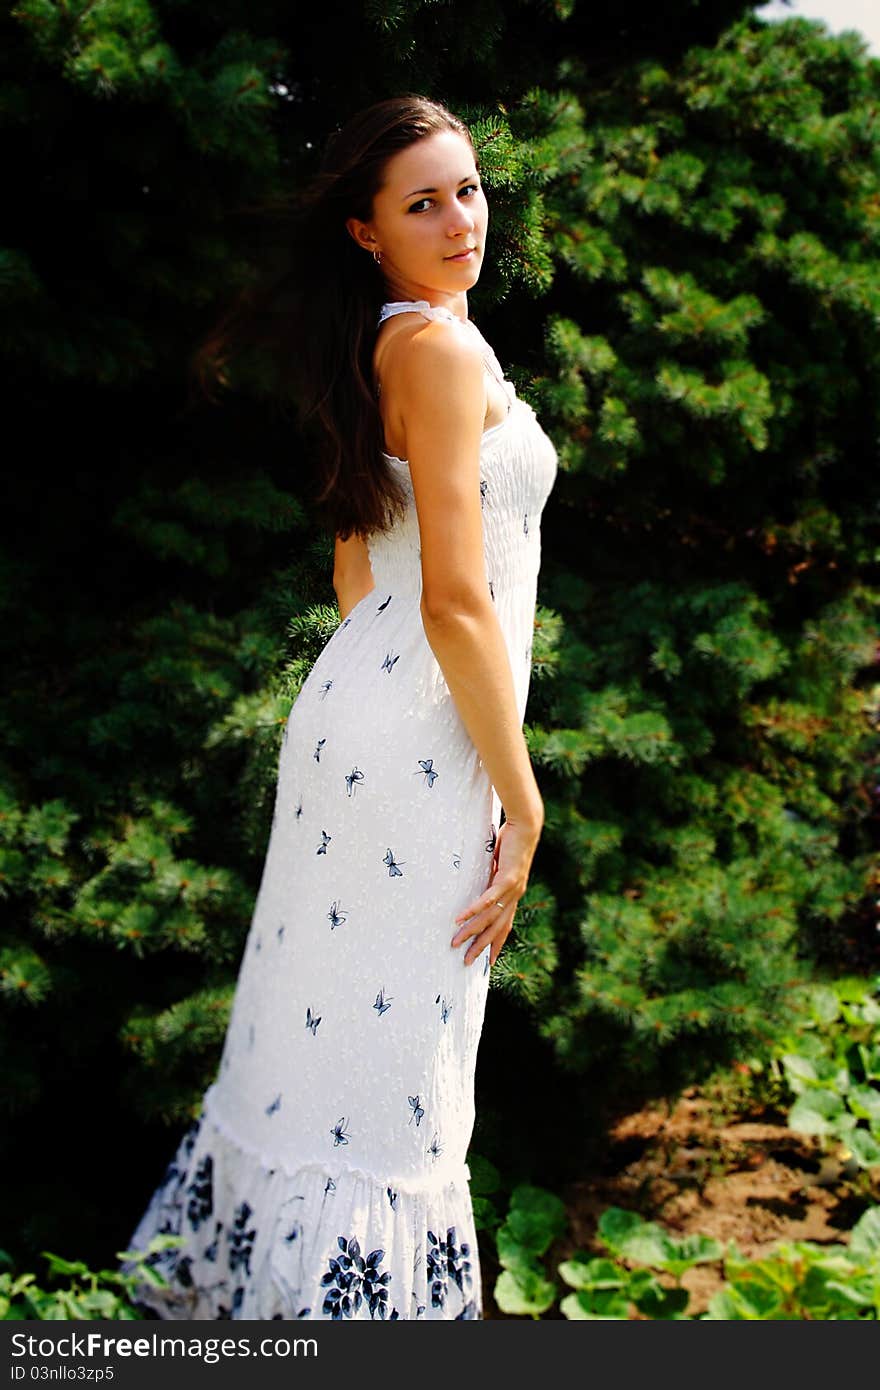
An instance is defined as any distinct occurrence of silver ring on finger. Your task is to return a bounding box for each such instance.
[495,901,504,910]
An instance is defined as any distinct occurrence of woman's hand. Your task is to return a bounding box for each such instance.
[450,817,542,967]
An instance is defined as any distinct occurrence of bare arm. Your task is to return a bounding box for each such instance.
[398,323,544,836]
[333,530,375,622]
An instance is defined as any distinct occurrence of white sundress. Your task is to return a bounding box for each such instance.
[119,297,558,1320]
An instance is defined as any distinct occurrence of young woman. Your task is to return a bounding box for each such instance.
[121,94,557,1321]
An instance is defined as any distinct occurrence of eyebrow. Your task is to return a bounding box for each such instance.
[402,175,477,200]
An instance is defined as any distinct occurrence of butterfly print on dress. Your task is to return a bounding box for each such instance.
[407,1094,425,1127]
[415,758,438,788]
[373,987,392,1016]
[305,1007,321,1035]
[436,994,452,1023]
[318,680,333,699]
[330,1117,351,1147]
[345,767,364,797]
[313,738,326,762]
[383,849,404,877]
[427,1133,443,1160]
[485,823,497,855]
[381,651,400,673]
[266,1092,281,1116]
[317,830,331,855]
[328,900,347,930]
[523,512,529,536]
[377,594,392,612]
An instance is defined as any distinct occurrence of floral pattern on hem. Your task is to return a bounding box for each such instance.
[120,1101,482,1321]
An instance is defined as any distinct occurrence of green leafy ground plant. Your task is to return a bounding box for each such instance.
[493,1193,880,1319]
[493,1184,568,1317]
[0,1238,184,1320]
[769,975,880,1173]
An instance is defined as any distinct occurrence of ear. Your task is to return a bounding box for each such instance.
[345,216,374,253]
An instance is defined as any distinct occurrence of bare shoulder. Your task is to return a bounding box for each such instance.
[377,315,484,400]
[394,319,486,453]
[375,314,486,465]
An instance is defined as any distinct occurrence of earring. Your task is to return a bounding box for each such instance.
[372,248,382,265]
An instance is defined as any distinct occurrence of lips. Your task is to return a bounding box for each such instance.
[446,247,477,259]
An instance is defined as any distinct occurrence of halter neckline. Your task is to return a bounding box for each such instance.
[378,299,469,326]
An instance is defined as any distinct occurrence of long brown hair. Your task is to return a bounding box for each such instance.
[193,95,478,542]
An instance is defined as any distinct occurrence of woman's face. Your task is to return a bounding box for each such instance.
[346,129,488,307]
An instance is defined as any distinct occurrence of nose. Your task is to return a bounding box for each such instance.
[448,202,476,237]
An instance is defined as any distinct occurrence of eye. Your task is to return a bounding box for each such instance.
[408,182,481,214]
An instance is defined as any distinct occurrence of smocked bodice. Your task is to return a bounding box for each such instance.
[368,300,557,607]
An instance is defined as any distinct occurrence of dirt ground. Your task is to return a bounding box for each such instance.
[484,1072,880,1318]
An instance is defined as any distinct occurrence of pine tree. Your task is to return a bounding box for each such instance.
[488,15,880,1119]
